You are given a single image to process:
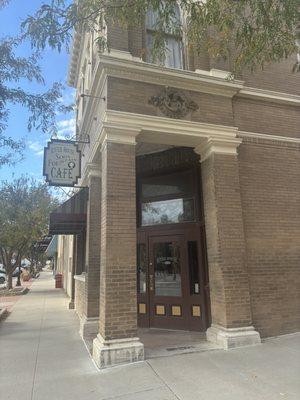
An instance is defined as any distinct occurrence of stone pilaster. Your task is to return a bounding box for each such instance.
[78,166,101,339]
[92,130,144,369]
[68,237,77,309]
[195,137,261,349]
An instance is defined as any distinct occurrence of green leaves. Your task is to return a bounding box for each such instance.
[0,37,66,166]
[21,0,300,74]
[21,1,78,52]
[0,177,58,273]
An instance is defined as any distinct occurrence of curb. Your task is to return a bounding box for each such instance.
[0,307,8,321]
[0,286,30,297]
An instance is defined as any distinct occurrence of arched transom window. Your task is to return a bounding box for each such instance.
[146,3,183,69]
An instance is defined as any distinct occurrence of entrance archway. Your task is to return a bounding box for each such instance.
[136,149,210,332]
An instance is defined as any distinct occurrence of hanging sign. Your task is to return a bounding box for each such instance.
[43,139,81,187]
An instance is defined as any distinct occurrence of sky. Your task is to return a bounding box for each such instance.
[0,0,76,185]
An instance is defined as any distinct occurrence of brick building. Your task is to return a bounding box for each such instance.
[51,6,300,369]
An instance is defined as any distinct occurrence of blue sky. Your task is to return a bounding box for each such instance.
[0,0,75,183]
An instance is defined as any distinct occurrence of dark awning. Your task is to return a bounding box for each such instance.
[49,188,88,235]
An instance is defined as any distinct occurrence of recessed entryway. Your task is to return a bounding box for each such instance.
[138,328,222,359]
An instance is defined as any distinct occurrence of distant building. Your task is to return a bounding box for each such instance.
[52,5,300,369]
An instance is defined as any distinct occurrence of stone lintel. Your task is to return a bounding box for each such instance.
[92,334,144,369]
[207,324,261,350]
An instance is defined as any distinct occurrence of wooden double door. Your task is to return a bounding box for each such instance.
[137,224,209,331]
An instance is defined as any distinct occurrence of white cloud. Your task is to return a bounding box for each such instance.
[28,141,44,157]
[57,117,76,137]
[58,88,76,105]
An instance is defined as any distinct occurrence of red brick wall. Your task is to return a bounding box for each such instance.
[240,56,300,96]
[99,141,138,340]
[239,140,300,337]
[201,153,252,329]
[233,98,300,138]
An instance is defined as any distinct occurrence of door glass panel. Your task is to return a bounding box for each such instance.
[188,241,200,294]
[137,244,147,293]
[142,198,194,226]
[153,242,181,296]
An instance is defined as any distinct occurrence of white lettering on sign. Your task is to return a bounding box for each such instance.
[43,140,81,187]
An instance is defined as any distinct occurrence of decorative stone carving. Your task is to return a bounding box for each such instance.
[149,86,199,119]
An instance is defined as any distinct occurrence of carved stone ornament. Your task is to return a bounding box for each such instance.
[149,86,199,119]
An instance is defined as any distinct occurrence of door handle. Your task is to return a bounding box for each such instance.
[149,274,154,291]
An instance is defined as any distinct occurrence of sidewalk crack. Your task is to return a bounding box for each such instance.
[146,360,182,400]
[30,296,46,400]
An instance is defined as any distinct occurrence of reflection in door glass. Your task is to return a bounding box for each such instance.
[153,242,181,297]
[142,198,194,226]
[137,244,146,293]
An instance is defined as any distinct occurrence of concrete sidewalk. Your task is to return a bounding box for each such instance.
[0,272,299,400]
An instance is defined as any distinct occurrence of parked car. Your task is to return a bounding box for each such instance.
[12,267,23,277]
[0,267,6,284]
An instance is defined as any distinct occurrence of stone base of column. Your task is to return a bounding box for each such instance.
[92,334,144,369]
[207,324,261,350]
[68,300,75,310]
[78,316,99,339]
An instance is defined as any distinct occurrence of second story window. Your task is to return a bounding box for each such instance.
[146,3,183,69]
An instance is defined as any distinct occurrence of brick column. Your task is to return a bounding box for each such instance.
[78,167,102,339]
[195,137,261,349]
[92,131,144,369]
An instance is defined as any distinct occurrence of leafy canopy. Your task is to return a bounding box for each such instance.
[0,176,58,280]
[22,0,300,73]
[0,0,75,167]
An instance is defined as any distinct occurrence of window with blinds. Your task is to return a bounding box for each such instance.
[145,4,183,69]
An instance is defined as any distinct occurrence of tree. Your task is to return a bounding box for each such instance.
[0,0,74,167]
[22,0,300,74]
[0,177,58,289]
[0,35,70,167]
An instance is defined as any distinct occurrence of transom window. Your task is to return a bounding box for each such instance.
[146,3,183,69]
[139,170,195,226]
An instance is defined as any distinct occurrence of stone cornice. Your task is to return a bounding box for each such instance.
[238,131,300,149]
[99,124,140,151]
[80,162,101,186]
[69,44,300,107]
[194,137,242,162]
[68,29,84,88]
[99,54,244,98]
[238,86,300,107]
